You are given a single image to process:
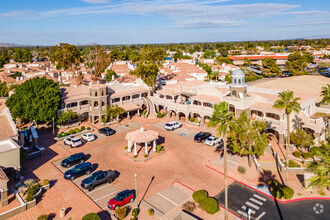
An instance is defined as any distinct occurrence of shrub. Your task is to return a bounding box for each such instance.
[158,111,165,118]
[67,129,74,135]
[124,146,128,150]
[27,183,40,196]
[189,117,195,122]
[293,151,301,158]
[133,155,138,158]
[318,190,326,196]
[310,147,318,155]
[24,179,35,188]
[57,133,61,138]
[74,128,81,133]
[307,152,313,158]
[40,179,49,186]
[192,190,208,203]
[87,127,91,130]
[267,179,283,199]
[114,206,127,220]
[182,201,196,212]
[25,193,34,202]
[237,166,246,174]
[156,145,164,153]
[102,117,108,123]
[130,218,136,220]
[81,126,85,130]
[64,132,68,136]
[200,197,220,214]
[132,208,139,217]
[82,213,101,220]
[37,215,49,220]
[302,152,309,159]
[142,110,147,115]
[288,160,300,167]
[281,185,294,200]
[144,154,149,158]
[147,209,154,216]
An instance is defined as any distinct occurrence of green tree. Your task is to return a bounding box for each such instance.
[320,84,330,105]
[13,48,32,63]
[306,142,330,190]
[262,58,281,77]
[243,57,252,67]
[87,45,112,79]
[216,56,233,65]
[290,129,314,151]
[273,90,301,184]
[285,52,312,76]
[0,81,9,97]
[82,213,101,220]
[6,77,61,124]
[14,71,22,78]
[0,50,10,68]
[107,105,124,121]
[105,69,118,82]
[208,101,235,220]
[57,110,77,125]
[173,51,183,61]
[49,43,83,70]
[131,62,159,91]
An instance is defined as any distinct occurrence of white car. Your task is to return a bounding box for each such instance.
[204,136,222,146]
[81,133,96,142]
[165,121,182,131]
[64,136,82,148]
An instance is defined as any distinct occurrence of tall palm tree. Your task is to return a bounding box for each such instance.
[208,101,235,220]
[320,84,330,105]
[273,90,301,185]
[306,142,330,190]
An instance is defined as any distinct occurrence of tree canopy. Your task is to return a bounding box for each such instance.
[261,57,281,77]
[13,48,32,63]
[285,52,313,76]
[50,43,83,70]
[320,84,330,105]
[57,110,77,125]
[0,81,9,97]
[0,50,10,68]
[6,77,61,124]
[216,56,233,65]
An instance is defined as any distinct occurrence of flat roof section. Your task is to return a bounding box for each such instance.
[0,139,20,154]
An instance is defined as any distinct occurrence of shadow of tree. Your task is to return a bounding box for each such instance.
[258,170,276,187]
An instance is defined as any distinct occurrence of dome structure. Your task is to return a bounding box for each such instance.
[232,69,245,76]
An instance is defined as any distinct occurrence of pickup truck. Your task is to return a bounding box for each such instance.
[81,170,116,191]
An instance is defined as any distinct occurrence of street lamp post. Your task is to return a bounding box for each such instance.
[134,173,138,208]
[53,117,55,135]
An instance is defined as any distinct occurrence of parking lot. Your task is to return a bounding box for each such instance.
[51,158,121,212]
[151,121,201,141]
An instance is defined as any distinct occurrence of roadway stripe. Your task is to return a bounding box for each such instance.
[253,194,267,201]
[157,193,179,206]
[246,201,260,210]
[227,159,239,165]
[241,205,256,214]
[249,198,263,206]
[237,210,247,218]
[86,184,114,195]
[256,211,266,220]
[94,190,120,202]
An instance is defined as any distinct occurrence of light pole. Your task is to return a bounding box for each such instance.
[52,117,55,135]
[134,173,138,208]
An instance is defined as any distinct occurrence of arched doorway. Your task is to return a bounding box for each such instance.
[229,104,235,115]
[177,112,186,121]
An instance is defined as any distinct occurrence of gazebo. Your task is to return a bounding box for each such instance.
[125,127,159,155]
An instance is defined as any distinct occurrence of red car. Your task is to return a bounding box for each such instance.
[108,190,134,210]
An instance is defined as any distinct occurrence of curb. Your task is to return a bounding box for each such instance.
[205,164,330,203]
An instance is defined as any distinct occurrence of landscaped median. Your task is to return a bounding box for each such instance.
[54,126,94,141]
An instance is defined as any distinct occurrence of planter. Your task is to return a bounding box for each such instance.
[54,129,94,141]
[57,122,81,129]
[187,121,200,126]
[41,184,50,190]
[34,187,42,199]
[130,156,152,162]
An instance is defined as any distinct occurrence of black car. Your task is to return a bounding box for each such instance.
[61,153,86,168]
[81,170,116,191]
[98,127,116,136]
[64,162,93,181]
[194,132,211,143]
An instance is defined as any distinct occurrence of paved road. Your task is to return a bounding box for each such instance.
[215,181,330,220]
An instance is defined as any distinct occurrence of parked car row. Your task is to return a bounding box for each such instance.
[194,132,222,146]
[61,153,134,210]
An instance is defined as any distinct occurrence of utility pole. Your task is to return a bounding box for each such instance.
[52,117,55,135]
[134,173,138,208]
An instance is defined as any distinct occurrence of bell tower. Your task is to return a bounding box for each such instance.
[230,69,247,98]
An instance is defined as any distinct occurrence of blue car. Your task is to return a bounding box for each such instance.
[61,152,86,168]
[64,162,93,181]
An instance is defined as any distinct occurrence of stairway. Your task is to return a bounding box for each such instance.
[144,97,157,119]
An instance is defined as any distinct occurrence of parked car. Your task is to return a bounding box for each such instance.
[98,127,116,136]
[108,190,135,210]
[204,136,222,146]
[194,132,211,143]
[81,170,116,191]
[64,136,82,147]
[64,162,93,181]
[81,133,96,142]
[165,121,182,131]
[61,152,86,168]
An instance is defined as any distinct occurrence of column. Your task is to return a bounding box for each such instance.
[167,111,170,118]
[127,111,130,119]
[128,140,132,152]
[176,113,179,121]
[145,142,148,155]
[134,143,137,155]
[0,189,8,207]
[137,109,140,117]
[153,140,157,152]
[201,117,205,126]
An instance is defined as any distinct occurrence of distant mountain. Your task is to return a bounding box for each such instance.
[0,43,33,47]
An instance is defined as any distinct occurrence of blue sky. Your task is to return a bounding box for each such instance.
[0,0,329,45]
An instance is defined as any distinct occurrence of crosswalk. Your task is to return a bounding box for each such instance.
[237,194,267,219]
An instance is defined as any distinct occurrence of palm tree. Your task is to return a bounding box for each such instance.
[273,90,301,185]
[306,142,330,190]
[320,84,330,105]
[208,101,235,220]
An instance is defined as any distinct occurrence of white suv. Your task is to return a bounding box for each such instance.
[81,133,96,142]
[64,136,82,148]
[204,136,222,146]
[165,121,182,131]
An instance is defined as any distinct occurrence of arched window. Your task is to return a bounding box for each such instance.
[101,91,104,96]
[95,91,98,96]
[94,102,98,107]
[238,79,241,84]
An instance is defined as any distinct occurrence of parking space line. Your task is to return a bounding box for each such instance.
[250,198,263,206]
[256,211,266,220]
[246,201,260,210]
[72,176,88,183]
[241,205,256,214]
[227,159,239,165]
[157,193,178,206]
[94,190,120,202]
[253,194,266,201]
[86,184,113,195]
